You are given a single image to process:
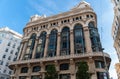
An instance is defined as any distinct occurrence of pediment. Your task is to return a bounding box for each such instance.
[71,1,91,10]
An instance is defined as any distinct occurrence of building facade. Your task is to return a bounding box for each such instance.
[111,0,120,78]
[9,1,111,79]
[112,0,120,79]
[0,27,22,79]
[112,0,120,61]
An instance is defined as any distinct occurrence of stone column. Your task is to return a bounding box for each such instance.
[70,30,74,55]
[17,42,24,60]
[70,59,75,79]
[56,32,61,56]
[83,27,92,53]
[27,63,32,79]
[20,40,28,60]
[55,60,59,72]
[32,38,38,59]
[88,57,97,79]
[15,65,19,79]
[44,34,49,57]
[40,62,45,79]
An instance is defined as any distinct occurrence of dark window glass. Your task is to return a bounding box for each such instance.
[35,32,46,59]
[31,76,40,79]
[10,50,13,54]
[7,42,11,46]
[32,66,41,72]
[60,74,70,79]
[19,76,27,79]
[23,33,36,60]
[13,57,17,61]
[9,71,12,75]
[13,44,15,48]
[97,72,108,79]
[60,27,70,56]
[3,70,6,73]
[95,60,104,68]
[60,63,69,70]
[88,22,102,52]
[3,55,6,58]
[0,61,3,65]
[21,67,28,73]
[6,63,9,66]
[8,56,11,60]
[47,29,57,57]
[5,49,8,52]
[74,24,85,54]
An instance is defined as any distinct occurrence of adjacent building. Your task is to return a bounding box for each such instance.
[111,0,120,78]
[9,1,111,79]
[0,27,22,79]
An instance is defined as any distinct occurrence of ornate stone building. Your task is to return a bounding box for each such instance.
[111,0,120,78]
[9,1,111,79]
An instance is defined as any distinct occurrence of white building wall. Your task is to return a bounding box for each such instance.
[0,27,22,79]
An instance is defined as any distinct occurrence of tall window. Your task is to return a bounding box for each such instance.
[88,22,102,52]
[35,31,47,58]
[74,24,85,54]
[23,33,36,60]
[60,27,70,56]
[47,29,57,57]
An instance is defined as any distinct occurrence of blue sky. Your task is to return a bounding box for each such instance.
[0,0,118,78]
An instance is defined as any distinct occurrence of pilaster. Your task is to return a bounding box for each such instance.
[17,42,24,60]
[57,32,61,56]
[70,30,74,55]
[44,34,49,57]
[27,63,32,79]
[88,57,97,79]
[40,62,45,79]
[55,60,59,71]
[70,59,76,79]
[15,65,19,79]
[20,41,28,60]
[83,26,92,53]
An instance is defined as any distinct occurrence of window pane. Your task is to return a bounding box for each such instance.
[32,66,41,72]
[60,63,69,70]
[21,67,28,73]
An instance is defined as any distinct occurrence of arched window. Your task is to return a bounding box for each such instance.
[60,27,70,56]
[21,67,28,73]
[23,33,36,60]
[74,24,85,54]
[35,31,46,59]
[47,29,57,57]
[32,66,41,72]
[88,22,102,52]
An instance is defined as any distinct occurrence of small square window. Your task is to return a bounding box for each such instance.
[5,49,8,52]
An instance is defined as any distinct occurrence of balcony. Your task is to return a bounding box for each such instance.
[9,52,110,66]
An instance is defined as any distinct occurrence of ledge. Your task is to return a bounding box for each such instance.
[9,52,110,68]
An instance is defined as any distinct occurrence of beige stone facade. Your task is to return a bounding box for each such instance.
[9,1,111,79]
[111,0,120,78]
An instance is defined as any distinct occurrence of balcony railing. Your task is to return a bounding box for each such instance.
[9,52,110,66]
